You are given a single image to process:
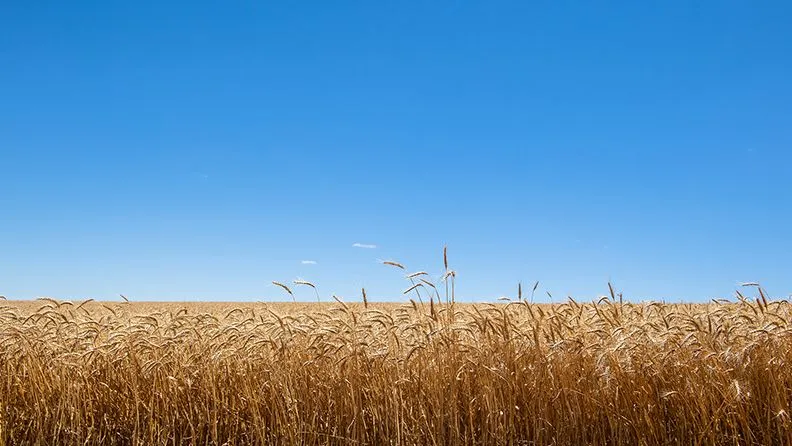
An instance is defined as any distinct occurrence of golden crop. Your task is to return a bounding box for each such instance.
[1,294,790,445]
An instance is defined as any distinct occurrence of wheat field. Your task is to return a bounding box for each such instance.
[1,285,791,445]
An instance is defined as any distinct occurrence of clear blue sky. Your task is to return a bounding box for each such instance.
[2,1,790,302]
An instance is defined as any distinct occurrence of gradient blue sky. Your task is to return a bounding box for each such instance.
[2,1,790,302]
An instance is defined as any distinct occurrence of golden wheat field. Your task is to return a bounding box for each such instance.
[1,289,791,445]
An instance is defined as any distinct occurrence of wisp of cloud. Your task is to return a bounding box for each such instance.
[352,243,377,249]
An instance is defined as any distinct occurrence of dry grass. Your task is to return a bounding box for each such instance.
[2,291,792,445]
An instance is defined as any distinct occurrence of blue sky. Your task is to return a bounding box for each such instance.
[2,1,790,302]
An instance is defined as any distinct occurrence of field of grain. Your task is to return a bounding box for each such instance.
[1,289,791,445]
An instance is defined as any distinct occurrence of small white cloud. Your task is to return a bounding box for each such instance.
[301,260,317,265]
[353,243,377,249]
